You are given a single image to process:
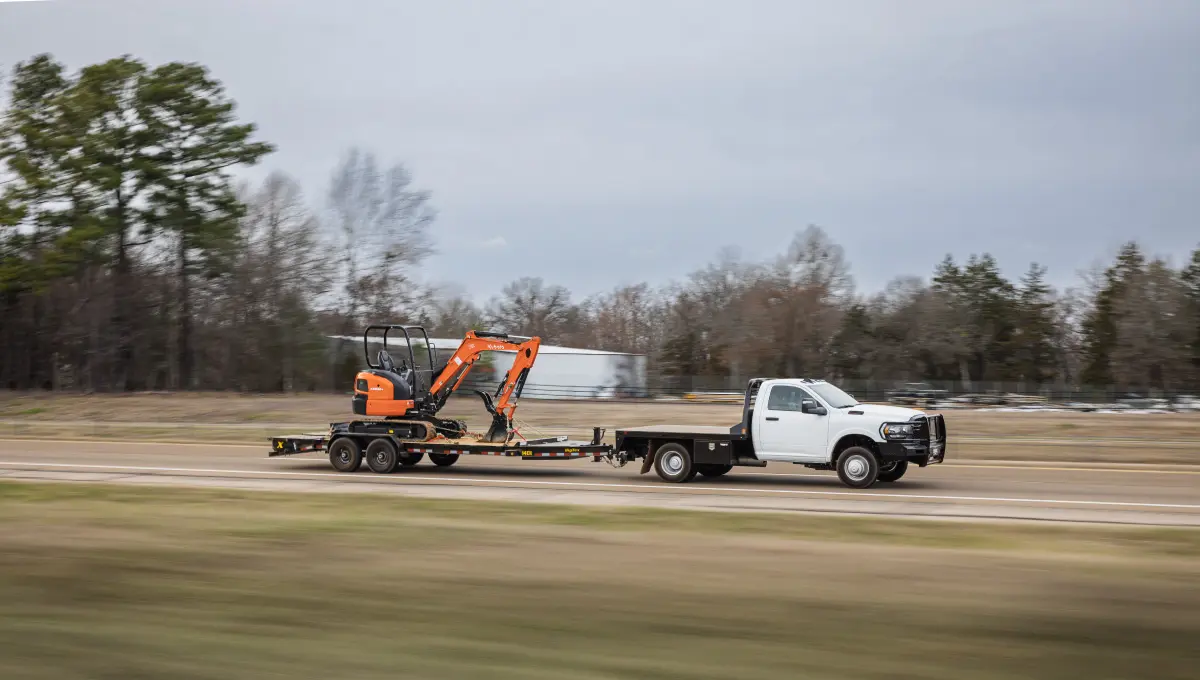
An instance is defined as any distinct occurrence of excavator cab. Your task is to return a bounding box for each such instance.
[352,325,435,418]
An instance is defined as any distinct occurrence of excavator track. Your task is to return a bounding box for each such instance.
[343,416,469,442]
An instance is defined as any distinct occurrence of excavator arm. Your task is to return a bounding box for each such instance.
[427,331,541,442]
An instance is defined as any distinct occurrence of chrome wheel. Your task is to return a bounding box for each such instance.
[843,454,869,482]
[661,451,685,476]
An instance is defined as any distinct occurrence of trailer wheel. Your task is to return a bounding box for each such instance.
[365,439,400,474]
[429,453,459,467]
[399,452,424,467]
[653,443,694,483]
[696,463,733,478]
[878,460,908,483]
[836,446,879,489]
[328,437,362,473]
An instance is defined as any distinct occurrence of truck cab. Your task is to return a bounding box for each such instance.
[745,378,937,461]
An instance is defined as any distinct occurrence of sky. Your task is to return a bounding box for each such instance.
[1,0,1198,303]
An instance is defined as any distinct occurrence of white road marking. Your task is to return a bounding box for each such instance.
[0,438,266,449]
[0,461,1197,510]
[0,439,1197,474]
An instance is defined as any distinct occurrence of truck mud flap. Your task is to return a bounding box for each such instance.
[639,451,655,475]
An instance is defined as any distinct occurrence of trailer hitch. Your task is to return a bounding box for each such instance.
[604,450,631,468]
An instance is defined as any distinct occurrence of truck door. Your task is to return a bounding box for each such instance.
[753,384,828,462]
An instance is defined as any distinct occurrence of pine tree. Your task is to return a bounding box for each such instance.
[136,62,273,387]
[1081,242,1145,386]
[1014,262,1056,385]
[1177,246,1200,385]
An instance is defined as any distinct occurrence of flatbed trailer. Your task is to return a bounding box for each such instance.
[270,419,612,473]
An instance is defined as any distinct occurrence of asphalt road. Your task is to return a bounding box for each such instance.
[1,438,1198,526]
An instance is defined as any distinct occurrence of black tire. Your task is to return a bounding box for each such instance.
[653,443,693,483]
[696,463,733,478]
[328,437,362,472]
[365,438,399,474]
[399,451,424,467]
[878,459,909,483]
[836,446,879,489]
[429,453,459,467]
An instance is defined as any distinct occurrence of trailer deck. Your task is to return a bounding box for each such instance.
[270,420,610,461]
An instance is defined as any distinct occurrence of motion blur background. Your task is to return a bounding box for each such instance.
[1,0,1198,402]
[1,2,1198,679]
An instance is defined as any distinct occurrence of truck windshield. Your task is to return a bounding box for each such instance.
[809,382,858,408]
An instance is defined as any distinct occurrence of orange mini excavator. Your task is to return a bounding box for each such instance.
[352,325,541,443]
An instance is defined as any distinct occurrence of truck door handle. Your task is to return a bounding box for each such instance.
[765,416,779,421]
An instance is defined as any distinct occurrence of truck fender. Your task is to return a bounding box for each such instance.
[827,428,882,461]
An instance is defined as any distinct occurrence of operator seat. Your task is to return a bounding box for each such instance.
[371,350,415,401]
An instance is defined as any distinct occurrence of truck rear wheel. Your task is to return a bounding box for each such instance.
[696,463,733,478]
[328,437,362,473]
[653,443,693,483]
[429,453,459,467]
[365,438,400,474]
[399,452,424,467]
[878,460,908,483]
[836,447,879,489]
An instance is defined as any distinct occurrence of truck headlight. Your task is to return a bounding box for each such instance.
[880,423,914,439]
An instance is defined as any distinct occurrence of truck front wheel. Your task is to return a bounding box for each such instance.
[878,460,908,483]
[836,447,879,488]
[654,443,694,483]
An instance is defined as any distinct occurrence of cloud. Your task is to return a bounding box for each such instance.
[477,236,507,250]
[1,0,1196,300]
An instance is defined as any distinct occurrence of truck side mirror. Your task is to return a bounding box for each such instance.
[801,399,827,416]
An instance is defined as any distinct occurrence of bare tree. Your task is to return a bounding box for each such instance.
[486,277,574,341]
[1111,258,1192,390]
[420,282,485,337]
[580,283,664,354]
[327,147,435,326]
[236,172,329,390]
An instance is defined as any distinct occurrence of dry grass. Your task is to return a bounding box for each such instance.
[0,481,1198,679]
[2,391,1199,464]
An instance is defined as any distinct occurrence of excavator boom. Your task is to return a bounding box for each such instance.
[427,331,541,441]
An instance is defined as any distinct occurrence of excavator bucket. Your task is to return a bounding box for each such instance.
[476,391,511,443]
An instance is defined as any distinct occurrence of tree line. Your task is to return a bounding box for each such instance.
[3,54,1199,394]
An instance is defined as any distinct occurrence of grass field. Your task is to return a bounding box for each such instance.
[1,391,1198,464]
[1,481,1198,679]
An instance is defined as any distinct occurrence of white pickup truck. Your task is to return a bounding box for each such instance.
[613,378,947,488]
